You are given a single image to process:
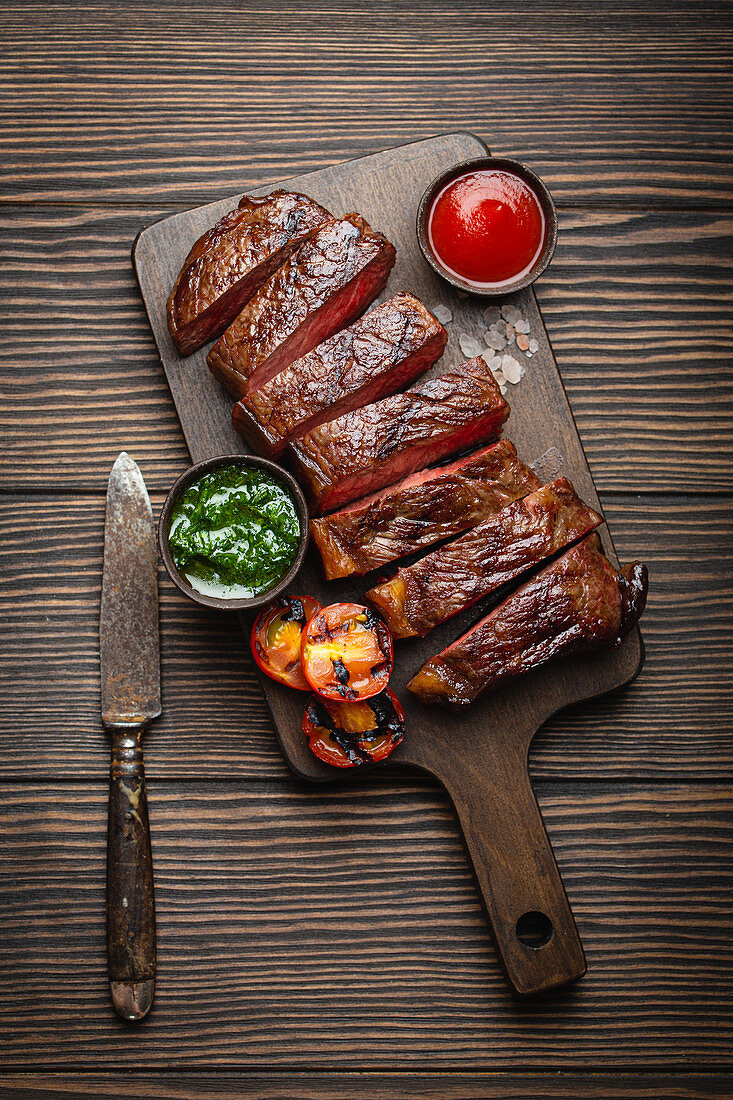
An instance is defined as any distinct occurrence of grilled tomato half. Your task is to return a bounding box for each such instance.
[251,596,322,690]
[303,689,405,767]
[300,602,393,701]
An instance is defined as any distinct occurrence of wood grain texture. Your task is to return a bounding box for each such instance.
[0,1072,731,1099]
[0,781,730,1068]
[1,205,730,493]
[0,1,731,206]
[0,0,731,1082]
[0,493,729,780]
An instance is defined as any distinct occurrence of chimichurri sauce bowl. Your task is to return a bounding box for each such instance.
[159,455,309,611]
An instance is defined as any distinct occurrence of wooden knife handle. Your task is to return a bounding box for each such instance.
[106,725,156,1020]
[422,730,586,995]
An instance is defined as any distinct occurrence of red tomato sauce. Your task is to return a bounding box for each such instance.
[427,169,545,288]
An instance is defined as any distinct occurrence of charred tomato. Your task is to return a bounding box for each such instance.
[303,689,405,768]
[251,595,322,690]
[300,602,393,701]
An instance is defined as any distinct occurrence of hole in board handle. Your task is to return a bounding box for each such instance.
[516,910,554,948]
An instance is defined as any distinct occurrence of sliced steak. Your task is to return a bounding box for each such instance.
[207,214,396,398]
[310,440,540,580]
[167,190,331,356]
[407,534,648,707]
[367,478,602,637]
[290,357,510,514]
[231,293,447,458]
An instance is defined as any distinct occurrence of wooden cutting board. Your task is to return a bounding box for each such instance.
[134,132,644,997]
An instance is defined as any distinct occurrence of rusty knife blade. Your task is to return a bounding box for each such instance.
[100,452,161,727]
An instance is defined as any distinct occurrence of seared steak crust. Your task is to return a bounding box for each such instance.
[207,215,396,398]
[407,534,648,707]
[290,357,510,514]
[167,190,331,356]
[310,441,540,580]
[367,478,602,637]
[232,293,447,458]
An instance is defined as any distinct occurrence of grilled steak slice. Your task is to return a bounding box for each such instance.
[207,215,396,398]
[167,190,331,356]
[231,293,447,458]
[407,534,648,707]
[290,357,509,514]
[367,478,602,637]
[310,441,540,580]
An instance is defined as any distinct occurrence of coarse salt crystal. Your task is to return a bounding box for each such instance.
[531,446,564,480]
[514,319,530,334]
[459,334,483,358]
[481,352,504,373]
[432,304,453,325]
[516,333,530,351]
[501,304,523,324]
[529,338,539,353]
[484,330,506,351]
[501,355,523,384]
[483,306,502,325]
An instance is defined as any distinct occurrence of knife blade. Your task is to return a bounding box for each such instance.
[100,452,160,1021]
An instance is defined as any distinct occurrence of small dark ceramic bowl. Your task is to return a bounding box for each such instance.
[416,156,558,297]
[158,454,309,612]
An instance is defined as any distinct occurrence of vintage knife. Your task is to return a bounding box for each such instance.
[100,452,161,1021]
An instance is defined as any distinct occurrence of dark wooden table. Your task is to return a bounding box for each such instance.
[1,2,731,1097]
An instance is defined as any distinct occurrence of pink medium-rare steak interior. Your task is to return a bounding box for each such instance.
[327,441,536,515]
[289,356,510,514]
[366,478,603,637]
[206,214,396,399]
[407,534,649,707]
[231,292,447,458]
[310,440,541,580]
[167,190,331,356]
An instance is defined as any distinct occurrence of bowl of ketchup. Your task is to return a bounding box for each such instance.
[416,157,557,297]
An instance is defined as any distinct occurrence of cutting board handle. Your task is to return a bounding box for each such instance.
[421,727,586,995]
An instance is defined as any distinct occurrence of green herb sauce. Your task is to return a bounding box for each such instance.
[168,464,301,600]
